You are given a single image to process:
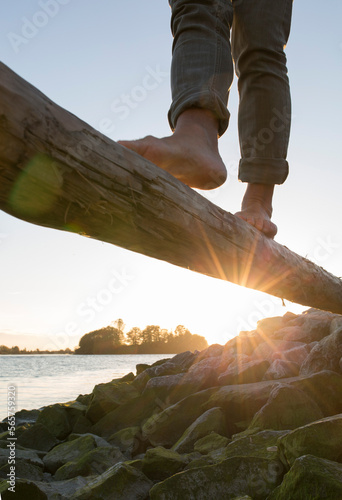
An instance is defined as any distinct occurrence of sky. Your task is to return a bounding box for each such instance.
[0,0,341,350]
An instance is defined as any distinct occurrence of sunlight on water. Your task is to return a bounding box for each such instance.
[0,354,172,420]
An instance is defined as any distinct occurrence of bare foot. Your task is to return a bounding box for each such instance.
[235,183,277,238]
[118,109,227,190]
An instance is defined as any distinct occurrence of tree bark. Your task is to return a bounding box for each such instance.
[1,62,342,313]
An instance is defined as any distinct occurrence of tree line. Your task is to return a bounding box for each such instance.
[75,319,208,354]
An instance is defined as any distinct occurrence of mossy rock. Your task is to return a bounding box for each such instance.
[55,445,125,480]
[149,455,283,500]
[218,430,290,462]
[194,432,231,454]
[17,423,58,452]
[141,446,187,480]
[249,384,323,431]
[0,459,44,481]
[86,381,140,424]
[267,454,342,499]
[36,404,71,440]
[172,407,226,454]
[70,462,153,499]
[43,434,98,473]
[108,425,141,454]
[277,413,342,467]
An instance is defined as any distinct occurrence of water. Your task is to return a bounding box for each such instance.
[0,354,173,421]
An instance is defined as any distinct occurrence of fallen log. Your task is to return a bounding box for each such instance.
[1,62,342,313]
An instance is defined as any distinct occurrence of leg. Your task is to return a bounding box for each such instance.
[232,0,293,237]
[119,0,234,189]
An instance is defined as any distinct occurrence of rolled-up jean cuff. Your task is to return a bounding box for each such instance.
[168,90,230,137]
[238,158,289,185]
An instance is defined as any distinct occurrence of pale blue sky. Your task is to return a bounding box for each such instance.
[1,1,341,349]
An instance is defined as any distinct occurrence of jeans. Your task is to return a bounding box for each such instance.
[168,0,293,185]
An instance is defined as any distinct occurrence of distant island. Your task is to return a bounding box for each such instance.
[0,319,208,355]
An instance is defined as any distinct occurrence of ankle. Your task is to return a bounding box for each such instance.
[242,183,275,216]
[173,108,219,146]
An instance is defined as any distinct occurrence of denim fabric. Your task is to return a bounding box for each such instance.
[168,0,293,185]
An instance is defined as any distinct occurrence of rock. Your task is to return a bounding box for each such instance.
[218,359,270,385]
[263,360,300,380]
[67,432,111,448]
[159,351,196,372]
[72,415,93,434]
[149,456,284,500]
[0,448,43,469]
[2,476,90,499]
[36,404,71,440]
[136,363,150,375]
[267,454,342,500]
[252,341,306,363]
[0,459,44,481]
[43,434,99,473]
[142,387,218,448]
[92,392,160,438]
[85,381,140,423]
[70,462,153,500]
[271,344,310,365]
[222,430,290,461]
[141,446,188,480]
[290,370,342,416]
[16,423,58,452]
[55,445,125,480]
[172,407,227,454]
[276,312,333,343]
[194,432,231,454]
[76,393,92,406]
[225,332,263,357]
[249,384,324,431]
[108,426,141,455]
[256,316,288,336]
[144,360,219,404]
[201,378,280,434]
[277,413,342,467]
[331,315,342,333]
[300,327,342,376]
[10,409,41,427]
[120,371,135,382]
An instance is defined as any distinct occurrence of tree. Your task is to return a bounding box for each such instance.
[174,325,191,337]
[141,325,161,343]
[126,327,142,345]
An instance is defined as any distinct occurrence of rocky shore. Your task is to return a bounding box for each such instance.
[1,307,342,499]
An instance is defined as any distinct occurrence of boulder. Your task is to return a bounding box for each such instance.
[271,344,310,365]
[108,426,141,455]
[218,359,270,385]
[300,327,342,376]
[194,432,231,454]
[256,316,289,336]
[1,476,89,500]
[43,434,99,473]
[91,392,161,438]
[85,381,140,423]
[252,341,306,363]
[36,404,71,440]
[263,360,300,380]
[267,454,342,500]
[142,387,218,448]
[72,415,93,434]
[222,430,290,461]
[249,384,324,431]
[141,446,188,480]
[9,408,41,427]
[277,413,342,467]
[0,448,43,469]
[172,407,227,454]
[275,312,333,343]
[149,456,284,500]
[54,445,125,480]
[144,360,219,404]
[0,459,44,481]
[70,462,153,500]
[136,363,150,375]
[290,370,342,416]
[331,315,342,333]
[16,423,58,452]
